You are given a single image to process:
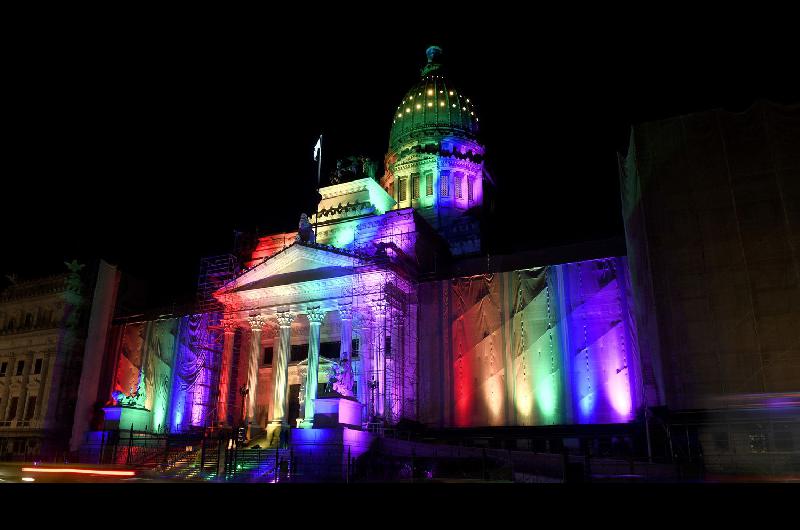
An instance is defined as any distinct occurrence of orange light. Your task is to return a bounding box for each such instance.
[21,467,136,477]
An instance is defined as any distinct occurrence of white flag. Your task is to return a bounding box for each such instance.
[313,136,322,162]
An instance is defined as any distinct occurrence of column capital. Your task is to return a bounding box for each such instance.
[247,314,267,331]
[275,311,295,328]
[368,298,388,317]
[338,303,354,321]
[306,306,325,325]
[221,318,238,334]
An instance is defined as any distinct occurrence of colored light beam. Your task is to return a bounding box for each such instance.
[21,467,136,477]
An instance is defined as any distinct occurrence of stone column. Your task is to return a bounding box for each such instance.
[300,307,325,429]
[337,303,355,399]
[370,300,387,420]
[246,315,266,428]
[216,319,236,426]
[353,314,370,425]
[338,304,354,362]
[270,311,295,428]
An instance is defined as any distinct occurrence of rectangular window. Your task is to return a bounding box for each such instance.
[24,396,37,421]
[454,172,463,199]
[713,431,730,452]
[398,178,407,202]
[774,427,794,452]
[467,177,474,201]
[425,172,433,196]
[351,337,360,359]
[0,362,7,376]
[440,170,449,196]
[33,358,43,375]
[411,173,420,199]
[290,344,309,363]
[749,432,767,453]
[6,397,18,420]
[15,360,24,376]
[263,347,273,365]
[320,341,341,360]
[384,336,392,359]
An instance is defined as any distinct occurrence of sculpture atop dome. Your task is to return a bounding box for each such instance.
[421,45,443,76]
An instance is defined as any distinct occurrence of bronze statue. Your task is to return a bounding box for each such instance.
[295,213,316,244]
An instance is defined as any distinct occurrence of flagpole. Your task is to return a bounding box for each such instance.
[314,134,322,241]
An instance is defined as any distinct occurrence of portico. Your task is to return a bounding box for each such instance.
[213,241,415,446]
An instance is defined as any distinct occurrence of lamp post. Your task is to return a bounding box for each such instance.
[239,385,249,440]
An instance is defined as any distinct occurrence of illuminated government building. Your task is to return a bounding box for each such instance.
[1,46,797,479]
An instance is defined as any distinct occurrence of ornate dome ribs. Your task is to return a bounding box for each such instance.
[389,48,479,152]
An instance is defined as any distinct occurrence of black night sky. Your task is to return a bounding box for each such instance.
[3,12,795,307]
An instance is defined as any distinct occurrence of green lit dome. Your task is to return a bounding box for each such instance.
[389,46,479,151]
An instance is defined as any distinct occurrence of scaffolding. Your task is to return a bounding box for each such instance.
[334,222,419,427]
[197,254,240,317]
[178,254,241,430]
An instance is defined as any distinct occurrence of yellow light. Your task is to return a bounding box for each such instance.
[462,107,466,111]
[427,89,433,96]
[406,108,411,113]
[427,102,433,107]
[470,111,474,115]
[449,91,454,96]
[440,102,445,107]
[452,104,456,108]
[466,98,470,103]
[397,114,402,118]
[439,90,443,94]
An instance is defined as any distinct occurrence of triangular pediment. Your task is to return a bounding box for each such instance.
[214,243,365,296]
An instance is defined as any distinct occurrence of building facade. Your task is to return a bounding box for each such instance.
[620,99,800,473]
[5,48,797,477]
[79,48,643,454]
[0,266,89,459]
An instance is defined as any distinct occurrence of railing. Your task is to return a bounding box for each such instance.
[0,419,43,429]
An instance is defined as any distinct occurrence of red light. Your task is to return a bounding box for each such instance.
[21,467,136,477]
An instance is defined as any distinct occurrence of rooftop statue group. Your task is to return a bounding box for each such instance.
[295,213,316,244]
[329,155,377,185]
